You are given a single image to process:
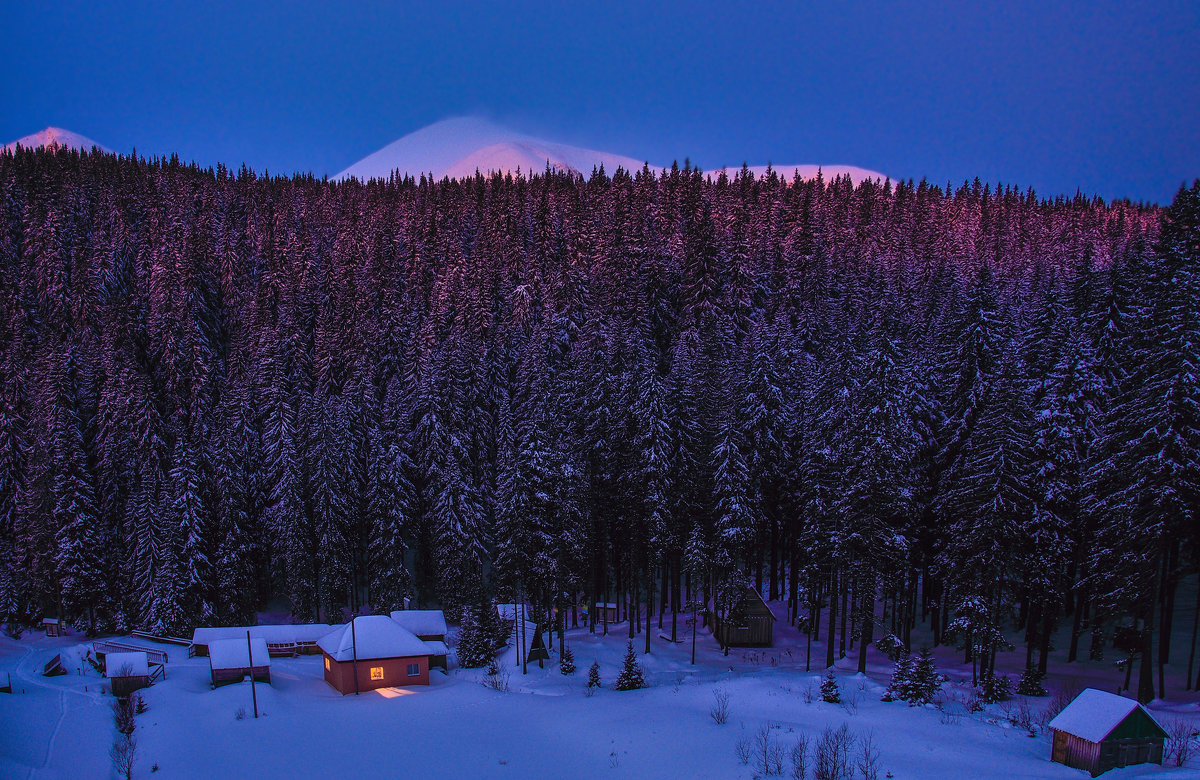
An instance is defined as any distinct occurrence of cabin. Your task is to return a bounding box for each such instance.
[104,651,150,698]
[192,624,335,657]
[317,616,431,694]
[709,587,776,647]
[42,617,61,637]
[390,610,449,670]
[208,637,271,688]
[592,603,619,625]
[1048,688,1167,776]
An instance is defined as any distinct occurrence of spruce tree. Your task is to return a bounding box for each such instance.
[820,670,841,703]
[615,642,645,691]
[559,642,576,675]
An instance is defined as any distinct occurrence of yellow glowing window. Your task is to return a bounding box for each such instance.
[324,657,330,670]
[370,666,384,681]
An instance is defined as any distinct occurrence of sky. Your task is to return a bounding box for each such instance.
[2,1,1197,204]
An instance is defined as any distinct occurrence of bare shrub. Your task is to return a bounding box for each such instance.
[735,728,753,765]
[813,723,855,780]
[801,681,818,704]
[754,722,786,775]
[710,688,731,725]
[1165,717,1199,767]
[1038,682,1081,733]
[856,732,881,780]
[112,696,135,736]
[481,662,510,693]
[1001,699,1034,733]
[110,736,136,780]
[790,734,810,779]
[235,705,246,721]
[840,685,861,716]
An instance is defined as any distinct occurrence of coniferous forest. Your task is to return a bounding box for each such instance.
[2,147,1198,703]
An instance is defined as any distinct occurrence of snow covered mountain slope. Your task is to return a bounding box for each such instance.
[3,127,111,154]
[334,117,647,182]
[336,117,889,184]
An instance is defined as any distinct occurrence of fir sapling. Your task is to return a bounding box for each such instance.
[820,670,841,704]
[586,660,601,695]
[615,642,645,691]
[559,642,576,675]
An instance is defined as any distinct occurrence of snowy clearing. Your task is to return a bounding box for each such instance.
[3,613,1198,780]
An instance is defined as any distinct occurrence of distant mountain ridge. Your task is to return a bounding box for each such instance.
[336,117,888,185]
[3,127,110,154]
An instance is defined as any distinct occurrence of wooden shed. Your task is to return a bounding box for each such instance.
[192,624,335,657]
[317,616,431,695]
[592,603,619,625]
[104,651,150,698]
[710,587,776,647]
[208,637,271,688]
[1048,688,1167,776]
[42,617,61,637]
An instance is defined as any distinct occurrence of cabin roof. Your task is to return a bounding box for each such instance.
[389,609,447,637]
[318,615,428,662]
[1048,688,1166,742]
[208,637,270,670]
[105,651,149,677]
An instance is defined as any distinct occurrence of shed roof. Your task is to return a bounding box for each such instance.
[105,652,149,678]
[318,616,429,662]
[192,624,337,646]
[422,640,449,656]
[1048,688,1164,742]
[390,609,447,637]
[208,637,271,670]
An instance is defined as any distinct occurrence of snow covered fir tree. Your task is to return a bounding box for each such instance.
[1,142,1199,705]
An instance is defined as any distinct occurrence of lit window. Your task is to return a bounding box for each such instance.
[407,663,419,677]
[370,666,384,681]
[324,657,330,670]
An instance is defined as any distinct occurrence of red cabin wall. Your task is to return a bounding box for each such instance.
[322,653,429,694]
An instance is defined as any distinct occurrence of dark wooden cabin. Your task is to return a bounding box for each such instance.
[208,637,271,688]
[1048,688,1167,776]
[104,651,150,698]
[710,587,776,647]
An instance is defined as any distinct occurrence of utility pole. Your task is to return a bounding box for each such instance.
[351,617,360,695]
[246,631,258,718]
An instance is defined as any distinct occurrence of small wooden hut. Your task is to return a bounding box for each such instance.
[710,587,776,647]
[1048,688,1167,776]
[317,616,431,694]
[41,617,61,637]
[104,651,150,698]
[208,637,271,688]
[390,610,449,669]
[592,603,619,625]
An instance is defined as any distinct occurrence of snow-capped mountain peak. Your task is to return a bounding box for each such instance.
[3,127,111,154]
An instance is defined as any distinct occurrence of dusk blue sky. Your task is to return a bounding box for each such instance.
[3,1,1197,203]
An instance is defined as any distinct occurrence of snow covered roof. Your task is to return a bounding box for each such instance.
[42,617,59,624]
[208,638,270,670]
[317,616,429,662]
[390,610,447,637]
[105,652,148,678]
[496,604,525,621]
[423,640,449,656]
[193,624,337,646]
[1047,688,1162,742]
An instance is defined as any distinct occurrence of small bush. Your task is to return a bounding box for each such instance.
[133,693,148,714]
[801,681,818,704]
[980,671,1013,704]
[481,658,510,692]
[874,633,905,662]
[1015,666,1047,697]
[820,670,841,704]
[235,706,246,721]
[1165,717,1198,767]
[1000,699,1035,733]
[754,722,786,775]
[110,736,136,780]
[585,661,601,695]
[614,642,645,691]
[112,696,135,736]
[559,643,576,675]
[735,728,752,765]
[856,732,881,780]
[813,723,854,780]
[710,688,731,725]
[789,734,809,779]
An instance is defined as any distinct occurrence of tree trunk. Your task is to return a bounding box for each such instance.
[1068,588,1086,662]
[826,568,837,669]
[1186,574,1199,691]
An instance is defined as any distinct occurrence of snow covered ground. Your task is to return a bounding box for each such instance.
[3,609,1198,779]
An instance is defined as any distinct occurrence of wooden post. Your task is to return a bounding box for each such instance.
[691,600,697,665]
[246,631,258,719]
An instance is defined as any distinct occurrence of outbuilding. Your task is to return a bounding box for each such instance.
[208,637,271,688]
[391,610,449,669]
[318,616,431,694]
[192,624,336,657]
[42,617,61,638]
[1048,688,1167,776]
[710,587,776,647]
[104,651,150,698]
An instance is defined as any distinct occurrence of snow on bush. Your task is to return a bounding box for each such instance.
[585,660,601,695]
[558,643,575,675]
[1015,666,1047,697]
[820,670,840,704]
[614,642,644,691]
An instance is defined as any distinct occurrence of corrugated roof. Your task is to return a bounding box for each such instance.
[104,651,148,677]
[208,637,270,670]
[389,610,447,637]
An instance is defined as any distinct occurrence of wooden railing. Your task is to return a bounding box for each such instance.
[93,640,169,667]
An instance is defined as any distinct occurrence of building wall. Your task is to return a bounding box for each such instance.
[323,653,429,694]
